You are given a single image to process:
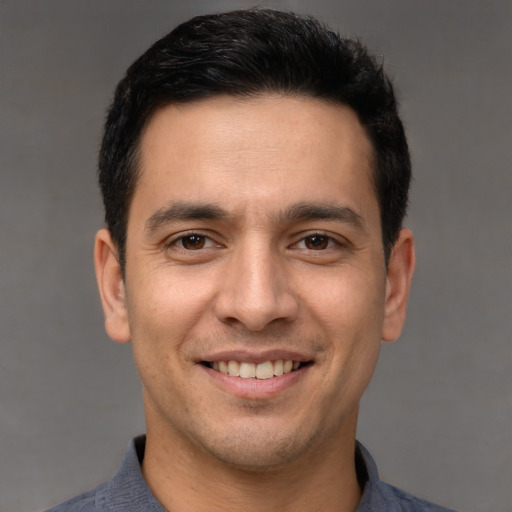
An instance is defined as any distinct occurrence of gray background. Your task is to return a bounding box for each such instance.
[1,1,510,511]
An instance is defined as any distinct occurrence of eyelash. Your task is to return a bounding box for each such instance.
[164,231,218,251]
[164,231,343,252]
[293,232,340,251]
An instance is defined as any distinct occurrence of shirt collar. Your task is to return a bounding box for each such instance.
[355,441,402,511]
[96,436,166,511]
[98,435,396,511]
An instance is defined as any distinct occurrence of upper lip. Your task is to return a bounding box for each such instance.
[198,349,314,364]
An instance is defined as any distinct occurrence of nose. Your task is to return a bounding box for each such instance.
[213,243,299,331]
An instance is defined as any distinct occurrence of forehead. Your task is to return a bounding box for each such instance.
[134,95,377,223]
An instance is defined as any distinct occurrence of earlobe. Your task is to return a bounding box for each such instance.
[94,228,131,343]
[381,228,415,343]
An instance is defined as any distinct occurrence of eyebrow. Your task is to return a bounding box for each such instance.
[144,200,365,234]
[144,202,228,233]
[276,202,365,229]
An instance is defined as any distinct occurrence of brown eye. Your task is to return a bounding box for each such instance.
[304,235,330,250]
[181,235,206,250]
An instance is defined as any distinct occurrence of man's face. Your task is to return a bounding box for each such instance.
[97,95,413,469]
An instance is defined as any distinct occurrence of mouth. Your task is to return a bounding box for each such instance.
[200,359,312,379]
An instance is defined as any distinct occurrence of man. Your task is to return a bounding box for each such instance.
[47,9,455,512]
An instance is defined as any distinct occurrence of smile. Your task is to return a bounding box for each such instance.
[202,360,309,379]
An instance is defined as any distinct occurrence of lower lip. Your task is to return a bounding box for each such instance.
[200,364,310,399]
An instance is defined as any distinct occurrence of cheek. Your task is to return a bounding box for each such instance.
[129,266,217,326]
[302,267,385,389]
[302,266,386,332]
[125,269,217,375]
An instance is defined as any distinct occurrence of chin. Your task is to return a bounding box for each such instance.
[196,423,318,472]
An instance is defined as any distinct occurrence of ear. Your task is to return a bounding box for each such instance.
[381,228,416,342]
[94,228,131,343]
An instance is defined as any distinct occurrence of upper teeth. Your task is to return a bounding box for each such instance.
[212,360,301,379]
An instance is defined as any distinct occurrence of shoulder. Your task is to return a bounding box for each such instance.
[381,482,458,511]
[43,483,104,512]
[43,435,162,512]
[356,441,458,512]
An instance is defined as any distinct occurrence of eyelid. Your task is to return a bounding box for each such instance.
[164,230,222,250]
[290,231,346,249]
[162,229,348,251]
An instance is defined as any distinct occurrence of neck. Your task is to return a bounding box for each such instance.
[141,418,362,512]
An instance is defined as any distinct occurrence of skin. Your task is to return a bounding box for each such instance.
[95,95,415,512]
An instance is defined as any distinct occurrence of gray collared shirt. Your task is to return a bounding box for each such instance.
[45,435,456,511]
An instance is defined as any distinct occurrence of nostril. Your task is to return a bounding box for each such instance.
[213,270,299,332]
